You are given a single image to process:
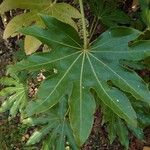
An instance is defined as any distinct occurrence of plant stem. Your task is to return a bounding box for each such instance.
[79,0,88,49]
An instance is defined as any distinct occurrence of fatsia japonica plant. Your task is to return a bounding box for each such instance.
[0,0,150,149]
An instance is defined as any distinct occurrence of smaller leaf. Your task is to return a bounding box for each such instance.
[26,123,57,145]
[88,0,130,27]
[0,95,16,112]
[3,12,40,39]
[0,76,27,117]
[0,77,18,86]
[0,0,50,13]
[116,118,129,150]
[101,10,130,27]
[25,97,78,149]
[106,114,117,144]
[0,87,16,97]
[103,107,129,149]
[139,0,150,28]
[10,93,26,117]
[22,114,57,126]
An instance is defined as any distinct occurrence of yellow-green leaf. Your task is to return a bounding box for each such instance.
[25,36,42,55]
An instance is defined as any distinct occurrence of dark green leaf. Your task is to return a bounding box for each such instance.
[139,0,150,28]
[15,15,150,146]
[88,0,130,26]
[24,97,78,149]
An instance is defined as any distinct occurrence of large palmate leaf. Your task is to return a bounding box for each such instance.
[0,0,81,54]
[14,15,150,146]
[88,0,130,27]
[0,77,27,118]
[23,97,78,149]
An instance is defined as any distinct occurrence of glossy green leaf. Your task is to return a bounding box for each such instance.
[15,15,150,146]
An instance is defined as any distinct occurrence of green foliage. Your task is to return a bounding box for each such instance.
[102,103,145,150]
[0,0,81,54]
[139,0,150,28]
[8,15,149,148]
[23,96,78,149]
[0,76,27,118]
[1,1,150,149]
[88,0,130,26]
[131,97,150,128]
[103,108,130,149]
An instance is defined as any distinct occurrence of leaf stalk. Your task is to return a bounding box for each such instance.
[79,0,88,49]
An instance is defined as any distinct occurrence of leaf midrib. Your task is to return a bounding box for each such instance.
[79,53,85,138]
[18,51,80,71]
[91,50,148,53]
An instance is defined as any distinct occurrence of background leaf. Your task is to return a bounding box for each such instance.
[0,76,27,118]
[23,97,78,149]
[88,0,130,27]
[139,0,150,28]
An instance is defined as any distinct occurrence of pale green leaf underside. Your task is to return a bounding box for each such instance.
[15,15,150,146]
